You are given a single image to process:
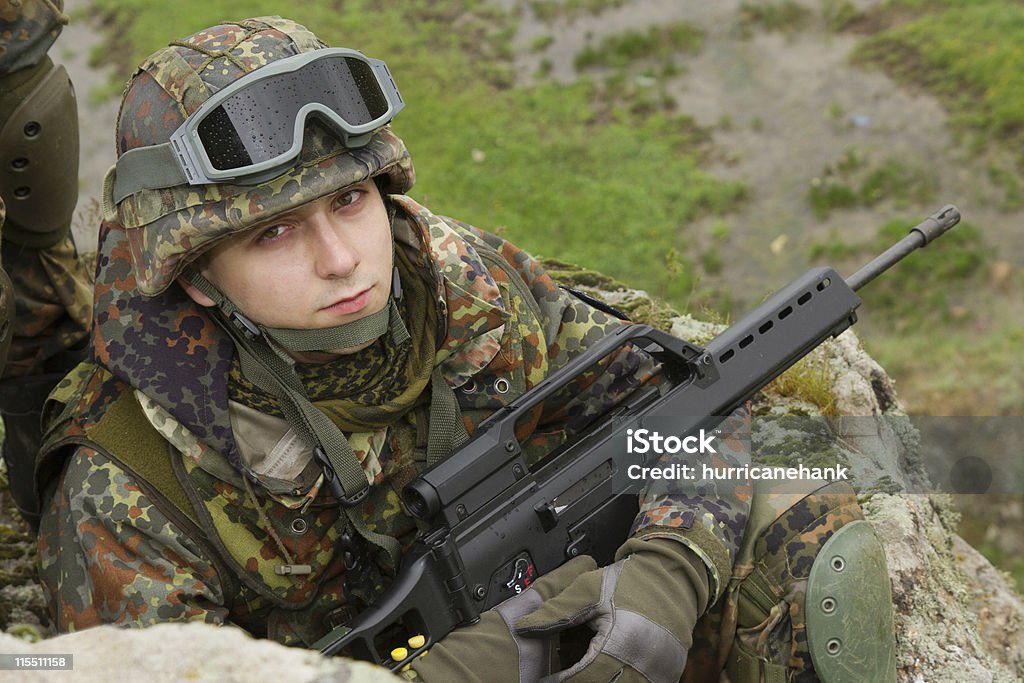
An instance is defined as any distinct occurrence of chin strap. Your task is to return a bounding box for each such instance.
[187,268,411,507]
[189,269,409,354]
[185,264,469,510]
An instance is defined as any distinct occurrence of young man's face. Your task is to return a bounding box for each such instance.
[181,180,394,357]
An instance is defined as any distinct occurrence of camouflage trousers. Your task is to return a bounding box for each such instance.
[0,232,92,527]
[682,480,863,683]
[1,234,93,379]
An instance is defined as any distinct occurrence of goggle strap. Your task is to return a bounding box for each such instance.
[113,142,188,203]
[426,369,470,467]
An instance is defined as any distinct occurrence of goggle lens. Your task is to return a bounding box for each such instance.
[196,56,391,171]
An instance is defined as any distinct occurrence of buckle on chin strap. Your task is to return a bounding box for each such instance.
[231,311,263,338]
[314,447,370,508]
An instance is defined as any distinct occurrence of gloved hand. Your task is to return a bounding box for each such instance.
[514,536,711,683]
[411,554,599,682]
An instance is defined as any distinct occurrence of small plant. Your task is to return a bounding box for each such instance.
[808,177,858,218]
[740,1,812,33]
[859,159,937,207]
[766,352,838,416]
[530,34,554,52]
[530,0,628,21]
[701,246,724,275]
[808,232,857,261]
[574,22,704,70]
[835,147,864,174]
[822,0,862,32]
[659,247,699,305]
[807,153,935,216]
[710,219,732,242]
[987,163,1024,211]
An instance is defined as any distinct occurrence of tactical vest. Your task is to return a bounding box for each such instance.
[37,363,898,681]
[33,218,580,645]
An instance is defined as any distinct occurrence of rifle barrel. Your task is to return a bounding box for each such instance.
[845,204,960,292]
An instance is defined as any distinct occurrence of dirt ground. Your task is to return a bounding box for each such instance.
[59,0,119,251]
[62,0,1024,297]
[503,0,1023,294]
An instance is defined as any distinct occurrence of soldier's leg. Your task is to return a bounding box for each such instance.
[0,199,13,371]
[683,480,897,683]
[0,1,92,528]
[0,45,90,375]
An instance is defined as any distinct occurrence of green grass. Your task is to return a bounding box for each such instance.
[765,352,838,416]
[88,0,744,308]
[859,159,937,207]
[865,320,1024,416]
[987,163,1024,210]
[822,0,862,32]
[978,540,1024,595]
[868,219,988,319]
[853,0,1024,169]
[575,22,705,70]
[530,34,554,52]
[808,179,858,218]
[807,154,938,218]
[529,0,629,22]
[739,1,813,33]
[819,217,990,329]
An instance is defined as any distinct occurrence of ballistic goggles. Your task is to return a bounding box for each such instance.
[112,48,404,203]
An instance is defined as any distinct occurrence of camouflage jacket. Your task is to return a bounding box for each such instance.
[0,0,66,76]
[37,195,749,644]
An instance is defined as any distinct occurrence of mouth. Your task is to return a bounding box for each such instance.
[320,287,373,316]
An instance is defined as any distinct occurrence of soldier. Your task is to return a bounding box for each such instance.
[0,0,93,523]
[33,16,896,683]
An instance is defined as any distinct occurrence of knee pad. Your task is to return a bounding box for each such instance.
[806,519,897,683]
[0,56,79,248]
[716,482,897,683]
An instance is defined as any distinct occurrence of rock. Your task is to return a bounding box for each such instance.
[633,293,1024,680]
[0,622,400,682]
[865,495,1021,681]
[670,313,722,346]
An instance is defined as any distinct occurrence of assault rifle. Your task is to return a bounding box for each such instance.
[314,205,961,670]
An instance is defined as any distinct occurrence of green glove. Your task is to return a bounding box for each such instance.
[412,555,599,682]
[515,537,711,683]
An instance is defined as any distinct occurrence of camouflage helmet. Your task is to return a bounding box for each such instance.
[110,16,415,296]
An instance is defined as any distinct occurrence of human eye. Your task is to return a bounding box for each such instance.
[255,224,290,244]
[333,186,367,211]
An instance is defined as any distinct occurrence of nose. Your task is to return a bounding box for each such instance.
[308,213,359,279]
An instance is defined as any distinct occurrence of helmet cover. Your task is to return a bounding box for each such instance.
[112,16,415,295]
